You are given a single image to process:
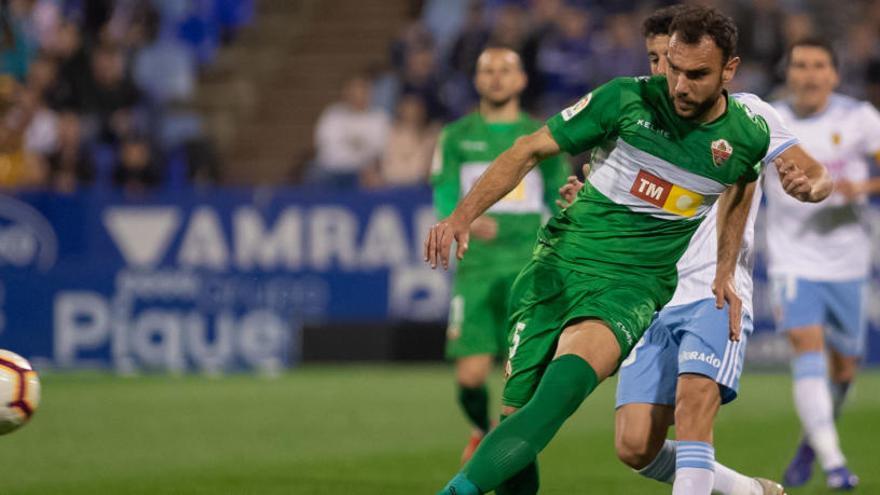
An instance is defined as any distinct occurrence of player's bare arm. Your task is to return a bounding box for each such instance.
[424,126,561,269]
[713,177,757,341]
[775,145,832,202]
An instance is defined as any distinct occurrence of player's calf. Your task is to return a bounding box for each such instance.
[673,374,721,495]
[614,403,674,470]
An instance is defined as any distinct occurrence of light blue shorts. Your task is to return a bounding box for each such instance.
[615,298,752,408]
[771,276,867,358]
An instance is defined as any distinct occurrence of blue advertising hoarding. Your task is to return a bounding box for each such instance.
[0,186,876,371]
[0,187,449,372]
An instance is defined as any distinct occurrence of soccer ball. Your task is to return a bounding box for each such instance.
[0,350,40,435]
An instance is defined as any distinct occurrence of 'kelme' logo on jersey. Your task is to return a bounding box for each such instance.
[711,139,733,166]
[630,170,703,217]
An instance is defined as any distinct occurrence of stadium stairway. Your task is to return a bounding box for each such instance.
[193,0,412,185]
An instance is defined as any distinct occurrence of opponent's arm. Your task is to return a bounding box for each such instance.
[713,177,757,342]
[774,145,832,203]
[837,152,880,198]
[424,126,561,269]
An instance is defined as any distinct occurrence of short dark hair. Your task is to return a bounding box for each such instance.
[787,36,838,69]
[668,5,738,62]
[641,5,686,39]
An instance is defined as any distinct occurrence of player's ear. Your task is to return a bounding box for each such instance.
[830,66,841,89]
[722,56,740,85]
[517,70,528,93]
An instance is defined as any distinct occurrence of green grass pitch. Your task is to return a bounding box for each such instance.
[2,366,878,494]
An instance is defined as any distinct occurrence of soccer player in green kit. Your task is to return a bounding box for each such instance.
[431,47,569,463]
[425,6,770,494]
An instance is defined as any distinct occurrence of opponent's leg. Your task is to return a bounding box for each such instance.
[823,347,861,489]
[615,403,675,477]
[785,326,853,487]
[672,374,720,495]
[827,348,857,420]
[439,319,620,495]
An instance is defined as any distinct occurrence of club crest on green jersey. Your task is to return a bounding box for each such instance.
[711,139,733,166]
[562,93,592,121]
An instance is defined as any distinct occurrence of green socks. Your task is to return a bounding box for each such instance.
[458,384,490,433]
[453,354,599,493]
[495,414,539,495]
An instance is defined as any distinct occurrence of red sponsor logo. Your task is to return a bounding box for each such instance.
[630,170,671,207]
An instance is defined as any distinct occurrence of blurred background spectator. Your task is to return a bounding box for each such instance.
[0,0,247,193]
[309,72,390,189]
[3,0,880,191]
[365,92,439,188]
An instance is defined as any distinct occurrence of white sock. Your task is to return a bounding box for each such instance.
[792,352,846,470]
[637,439,677,483]
[673,441,715,495]
[713,462,763,495]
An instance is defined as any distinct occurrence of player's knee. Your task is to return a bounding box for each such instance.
[787,326,824,353]
[501,405,519,417]
[615,432,658,470]
[456,371,487,388]
[456,356,492,387]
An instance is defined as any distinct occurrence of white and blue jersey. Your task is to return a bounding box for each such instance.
[616,93,798,407]
[765,94,879,356]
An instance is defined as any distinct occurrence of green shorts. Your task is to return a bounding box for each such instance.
[502,259,665,408]
[445,268,522,360]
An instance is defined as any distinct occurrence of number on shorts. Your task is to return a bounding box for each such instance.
[620,336,647,368]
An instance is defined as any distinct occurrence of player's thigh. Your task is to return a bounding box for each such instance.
[616,313,679,409]
[823,279,869,361]
[771,276,826,335]
[503,264,660,406]
[614,403,675,468]
[555,278,662,376]
[676,299,752,404]
[445,272,507,360]
[554,318,621,381]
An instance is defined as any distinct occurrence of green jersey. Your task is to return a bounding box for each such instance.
[541,75,770,299]
[431,112,569,271]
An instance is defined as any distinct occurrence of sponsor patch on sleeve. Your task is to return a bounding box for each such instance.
[561,93,592,121]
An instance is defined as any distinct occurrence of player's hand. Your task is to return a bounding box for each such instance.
[835,179,863,202]
[555,163,591,209]
[424,214,471,270]
[556,176,583,208]
[712,275,742,342]
[470,215,498,241]
[774,157,812,202]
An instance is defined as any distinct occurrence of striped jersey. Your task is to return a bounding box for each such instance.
[666,93,799,316]
[543,75,770,302]
[765,94,880,281]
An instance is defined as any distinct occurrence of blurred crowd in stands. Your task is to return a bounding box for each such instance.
[5,0,880,193]
[309,0,880,189]
[0,0,252,193]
